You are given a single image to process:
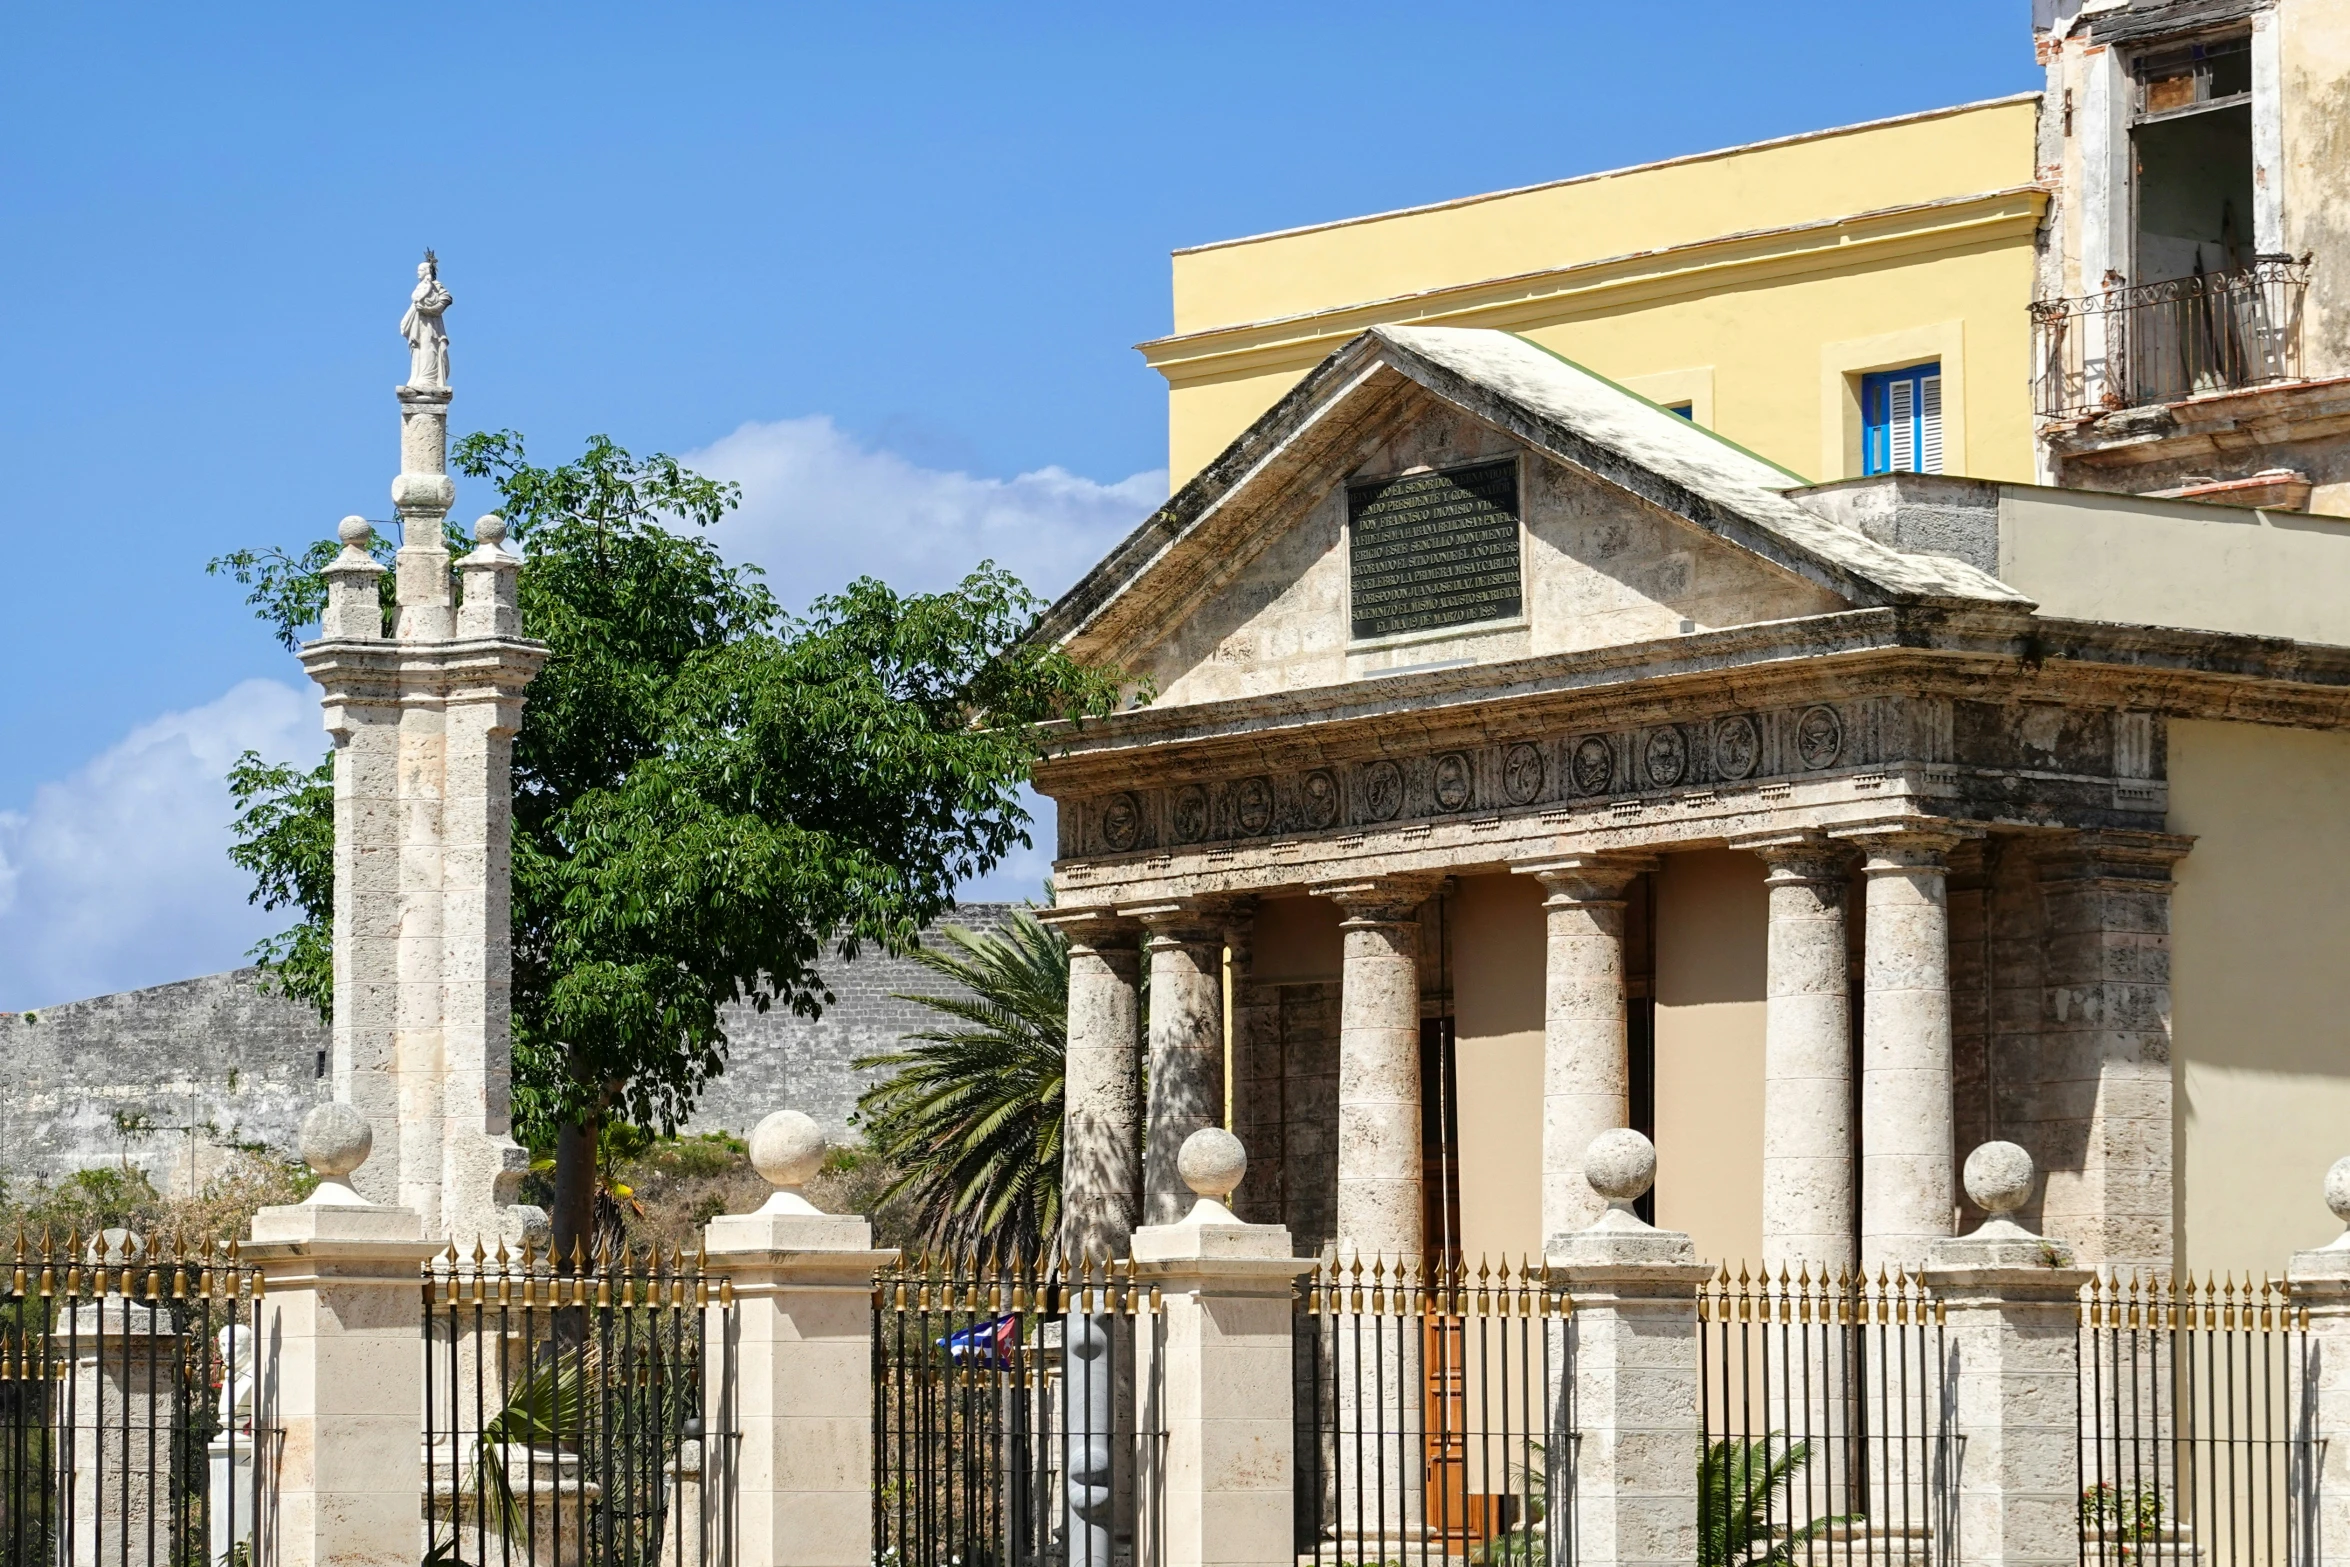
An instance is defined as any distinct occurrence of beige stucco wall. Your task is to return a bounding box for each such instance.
[2168,720,2350,1275]
[1997,486,2350,643]
[1451,873,1546,1265]
[1135,390,1842,708]
[1653,848,1768,1268]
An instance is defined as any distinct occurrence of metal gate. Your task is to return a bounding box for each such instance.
[423,1241,734,1567]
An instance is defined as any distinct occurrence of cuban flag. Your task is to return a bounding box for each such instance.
[940,1314,1021,1370]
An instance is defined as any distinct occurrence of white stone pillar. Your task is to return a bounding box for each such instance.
[1517,856,1655,1246]
[1924,1143,2092,1567]
[1741,834,1856,1268]
[244,1106,438,1567]
[1549,1130,1711,1567]
[61,1247,180,1567]
[1052,913,1145,1260]
[702,1111,896,1567]
[1315,878,1437,1268]
[1135,904,1229,1229]
[1848,826,1970,1270]
[1131,1129,1313,1567]
[300,272,544,1243]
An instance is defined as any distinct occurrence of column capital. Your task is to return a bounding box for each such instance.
[1834,819,1982,870]
[1310,873,1443,925]
[1036,906,1144,952]
[1123,895,1247,945]
[2032,828,2196,882]
[1731,830,1854,884]
[1514,853,1658,903]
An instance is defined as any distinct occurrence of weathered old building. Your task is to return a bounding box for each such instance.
[1039,324,2350,1286]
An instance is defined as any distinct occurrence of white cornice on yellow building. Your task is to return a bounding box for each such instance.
[1140,186,2050,386]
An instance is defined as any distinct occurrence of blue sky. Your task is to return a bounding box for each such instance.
[0,4,2035,1009]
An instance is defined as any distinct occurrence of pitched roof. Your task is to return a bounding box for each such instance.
[1038,326,2030,652]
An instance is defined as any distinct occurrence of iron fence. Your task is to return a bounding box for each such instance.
[423,1240,733,1567]
[872,1256,1164,1567]
[2031,257,2310,418]
[1698,1265,1952,1567]
[0,1231,273,1567]
[1292,1255,1570,1567]
[2078,1273,2312,1567]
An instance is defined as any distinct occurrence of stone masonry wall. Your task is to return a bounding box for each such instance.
[0,904,1014,1192]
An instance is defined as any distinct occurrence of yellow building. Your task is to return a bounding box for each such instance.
[1142,96,2046,490]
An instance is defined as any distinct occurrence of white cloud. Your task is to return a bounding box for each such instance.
[687,415,1166,611]
[0,679,319,1011]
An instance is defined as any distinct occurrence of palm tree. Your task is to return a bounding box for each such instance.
[854,912,1068,1263]
[1699,1434,1849,1567]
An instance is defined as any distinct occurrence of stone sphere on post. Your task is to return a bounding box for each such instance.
[474,513,507,547]
[1584,1127,1657,1217]
[298,1102,373,1206]
[1963,1140,2037,1220]
[749,1109,827,1215]
[337,516,373,551]
[2325,1155,2350,1243]
[1177,1127,1247,1206]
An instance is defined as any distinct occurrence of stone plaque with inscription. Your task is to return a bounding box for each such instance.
[1348,459,1523,640]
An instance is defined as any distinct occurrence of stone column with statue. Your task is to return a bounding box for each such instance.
[299,252,546,1244]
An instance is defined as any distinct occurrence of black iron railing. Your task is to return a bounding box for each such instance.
[1698,1265,1953,1567]
[1292,1255,1570,1567]
[2078,1273,2312,1567]
[0,1233,272,1567]
[872,1256,1164,1567]
[423,1242,732,1567]
[2032,258,2310,418]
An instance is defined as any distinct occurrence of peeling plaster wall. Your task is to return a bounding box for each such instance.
[2283,0,2350,382]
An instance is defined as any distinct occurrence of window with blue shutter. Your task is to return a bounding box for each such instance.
[1861,363,1944,475]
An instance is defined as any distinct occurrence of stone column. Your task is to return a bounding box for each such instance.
[1315,876,1440,1268]
[1846,826,1970,1270]
[1924,1143,2092,1567]
[1516,855,1655,1246]
[702,1111,896,1567]
[1131,1129,1314,1567]
[2033,831,2192,1273]
[2289,1159,2350,1567]
[1741,834,1856,1268]
[1134,903,1230,1229]
[244,1106,439,1567]
[1549,1131,1711,1567]
[61,1240,180,1567]
[1052,913,1145,1259]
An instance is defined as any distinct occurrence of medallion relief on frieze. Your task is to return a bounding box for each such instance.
[1074,698,1871,857]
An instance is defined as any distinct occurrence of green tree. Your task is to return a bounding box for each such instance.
[854,912,1070,1261]
[210,433,1120,1252]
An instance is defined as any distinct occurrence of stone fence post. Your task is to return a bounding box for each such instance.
[2288,1156,2350,1567]
[701,1110,895,1567]
[1549,1130,1712,1567]
[1923,1142,2092,1567]
[242,1105,438,1567]
[1130,1128,1313,1567]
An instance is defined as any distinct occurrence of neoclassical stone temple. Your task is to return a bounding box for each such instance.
[1037,325,2350,1280]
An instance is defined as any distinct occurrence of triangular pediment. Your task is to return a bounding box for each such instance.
[1041,327,2025,708]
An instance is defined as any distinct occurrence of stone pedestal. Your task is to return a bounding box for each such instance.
[1518,856,1654,1246]
[1550,1233,1709,1567]
[60,1296,180,1567]
[1131,1201,1312,1567]
[1924,1146,2092,1567]
[2288,1167,2350,1567]
[703,1196,893,1567]
[244,1199,439,1567]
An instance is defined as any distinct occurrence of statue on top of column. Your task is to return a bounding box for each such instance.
[399,249,452,390]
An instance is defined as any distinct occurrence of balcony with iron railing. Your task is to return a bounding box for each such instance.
[2031,255,2311,419]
